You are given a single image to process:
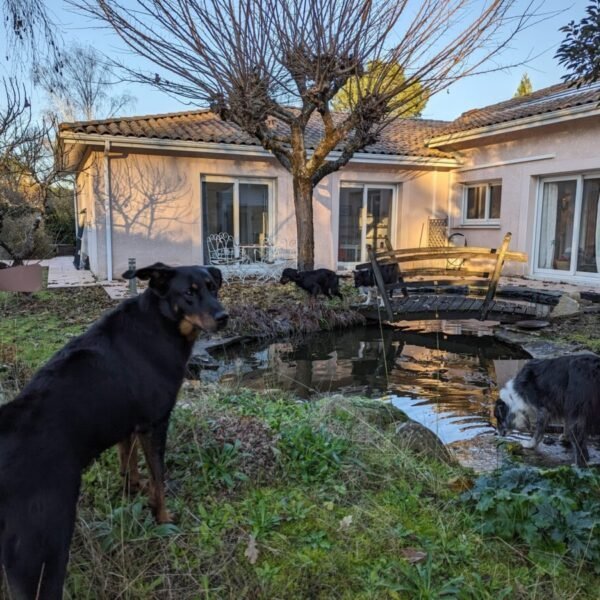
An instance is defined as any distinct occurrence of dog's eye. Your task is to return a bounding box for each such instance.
[185,288,195,296]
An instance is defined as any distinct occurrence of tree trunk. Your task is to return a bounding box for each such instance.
[292,176,315,271]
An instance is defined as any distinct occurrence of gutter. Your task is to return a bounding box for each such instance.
[103,140,113,281]
[427,105,600,149]
[60,132,460,169]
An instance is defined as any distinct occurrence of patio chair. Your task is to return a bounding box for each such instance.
[206,232,248,282]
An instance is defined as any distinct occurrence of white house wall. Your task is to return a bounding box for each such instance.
[448,116,600,276]
[80,145,450,278]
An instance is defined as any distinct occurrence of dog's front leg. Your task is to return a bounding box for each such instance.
[138,419,174,524]
[522,408,549,450]
[118,434,141,494]
[568,418,590,467]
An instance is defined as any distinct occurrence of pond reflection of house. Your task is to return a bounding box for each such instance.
[60,82,600,287]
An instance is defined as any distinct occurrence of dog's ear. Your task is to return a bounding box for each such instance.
[207,267,223,290]
[122,262,176,293]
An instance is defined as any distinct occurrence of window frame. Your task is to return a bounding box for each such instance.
[200,175,275,262]
[461,181,502,225]
[336,182,398,267]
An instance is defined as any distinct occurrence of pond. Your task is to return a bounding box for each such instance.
[200,321,530,447]
[198,322,600,469]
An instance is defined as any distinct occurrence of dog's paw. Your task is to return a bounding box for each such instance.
[155,509,176,525]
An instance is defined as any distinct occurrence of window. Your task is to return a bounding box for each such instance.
[338,184,396,264]
[536,174,600,276]
[202,177,272,259]
[463,183,502,223]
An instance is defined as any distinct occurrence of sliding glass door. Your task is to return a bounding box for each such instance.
[338,184,396,266]
[535,175,600,278]
[202,177,272,259]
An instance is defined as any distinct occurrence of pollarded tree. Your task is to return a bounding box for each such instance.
[556,0,600,85]
[333,60,427,117]
[78,0,541,270]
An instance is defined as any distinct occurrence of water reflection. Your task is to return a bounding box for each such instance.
[208,324,529,444]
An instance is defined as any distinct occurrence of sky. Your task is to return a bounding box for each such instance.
[0,0,590,123]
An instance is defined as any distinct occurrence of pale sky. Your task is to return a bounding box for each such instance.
[0,0,588,123]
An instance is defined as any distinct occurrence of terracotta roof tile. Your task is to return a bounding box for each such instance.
[436,81,600,137]
[60,109,452,159]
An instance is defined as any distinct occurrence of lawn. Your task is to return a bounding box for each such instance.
[1,286,599,599]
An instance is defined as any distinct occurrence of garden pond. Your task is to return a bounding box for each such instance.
[195,321,600,470]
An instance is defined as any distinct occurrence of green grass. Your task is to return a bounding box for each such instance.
[62,389,600,599]
[1,287,599,599]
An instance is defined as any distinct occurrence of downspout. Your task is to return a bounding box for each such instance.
[103,140,113,281]
[72,177,78,244]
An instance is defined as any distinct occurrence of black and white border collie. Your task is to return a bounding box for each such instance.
[495,354,600,466]
[353,263,399,306]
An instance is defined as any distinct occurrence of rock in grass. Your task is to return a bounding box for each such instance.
[394,421,456,465]
[324,396,409,429]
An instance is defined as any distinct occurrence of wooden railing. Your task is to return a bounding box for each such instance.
[356,232,527,322]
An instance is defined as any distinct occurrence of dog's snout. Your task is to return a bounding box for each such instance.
[215,310,228,329]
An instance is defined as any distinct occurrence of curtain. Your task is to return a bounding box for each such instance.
[538,183,558,269]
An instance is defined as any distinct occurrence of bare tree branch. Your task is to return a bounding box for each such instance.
[74,0,545,269]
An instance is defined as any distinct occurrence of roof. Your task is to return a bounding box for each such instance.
[59,109,452,159]
[435,81,600,138]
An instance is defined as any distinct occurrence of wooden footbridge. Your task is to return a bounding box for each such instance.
[355,233,553,324]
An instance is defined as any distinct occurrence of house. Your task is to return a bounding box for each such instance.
[59,81,600,285]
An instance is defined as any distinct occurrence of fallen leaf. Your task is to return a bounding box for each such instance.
[244,534,259,565]
[447,476,474,492]
[400,547,427,564]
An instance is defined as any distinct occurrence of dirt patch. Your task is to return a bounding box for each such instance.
[0,286,117,324]
[209,415,278,483]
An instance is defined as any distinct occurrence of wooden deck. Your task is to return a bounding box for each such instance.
[356,293,551,323]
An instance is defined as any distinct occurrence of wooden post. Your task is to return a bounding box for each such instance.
[368,244,394,321]
[128,258,137,296]
[384,235,408,298]
[480,232,511,320]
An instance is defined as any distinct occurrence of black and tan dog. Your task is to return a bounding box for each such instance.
[0,263,227,600]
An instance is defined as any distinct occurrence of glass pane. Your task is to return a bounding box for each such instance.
[537,180,576,270]
[466,186,486,219]
[489,184,502,219]
[239,183,269,246]
[338,187,363,262]
[202,181,234,258]
[577,178,600,273]
[366,188,392,251]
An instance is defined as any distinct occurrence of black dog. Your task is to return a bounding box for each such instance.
[353,263,400,306]
[0,263,227,599]
[495,354,600,466]
[280,267,343,300]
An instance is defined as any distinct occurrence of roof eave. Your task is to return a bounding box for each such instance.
[59,131,460,169]
[427,104,600,149]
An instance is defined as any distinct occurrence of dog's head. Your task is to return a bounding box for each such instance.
[494,378,532,436]
[353,269,372,288]
[123,262,228,334]
[280,268,298,285]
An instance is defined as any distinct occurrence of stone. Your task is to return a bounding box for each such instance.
[322,395,409,429]
[515,320,550,330]
[394,420,456,465]
[550,294,580,318]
